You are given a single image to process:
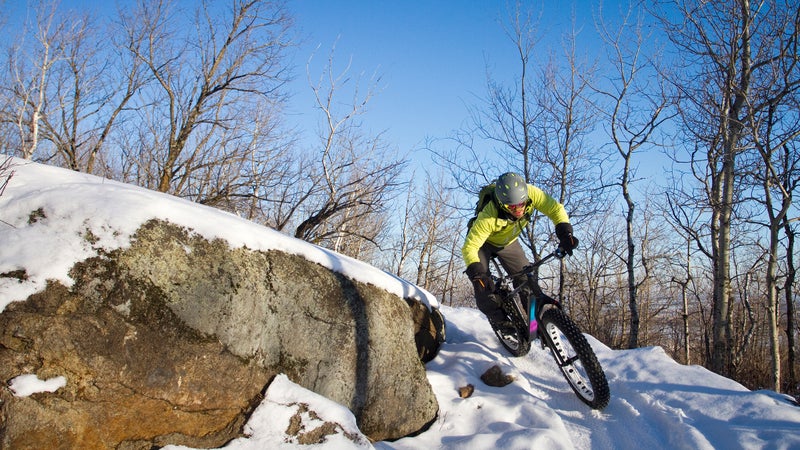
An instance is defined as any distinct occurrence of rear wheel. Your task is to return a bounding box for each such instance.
[492,295,531,357]
[539,308,610,409]
[492,322,531,357]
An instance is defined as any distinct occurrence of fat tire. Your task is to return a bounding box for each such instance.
[539,308,610,409]
[492,296,531,357]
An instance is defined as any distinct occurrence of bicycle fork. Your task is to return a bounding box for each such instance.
[527,274,544,335]
[529,299,539,334]
[527,278,560,343]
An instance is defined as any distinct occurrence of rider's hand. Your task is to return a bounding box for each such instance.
[466,262,494,295]
[555,223,579,256]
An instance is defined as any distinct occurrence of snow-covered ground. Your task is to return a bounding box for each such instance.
[2,157,799,449]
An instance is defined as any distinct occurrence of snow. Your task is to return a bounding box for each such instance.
[0,157,437,312]
[165,374,374,450]
[8,374,67,397]
[2,156,799,449]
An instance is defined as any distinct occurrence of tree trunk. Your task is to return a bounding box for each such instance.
[711,0,752,376]
[784,219,797,393]
[711,151,735,375]
[766,224,782,391]
[683,239,691,365]
[624,174,639,349]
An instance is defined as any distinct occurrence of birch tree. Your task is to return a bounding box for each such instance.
[2,1,64,159]
[655,0,764,377]
[745,21,800,390]
[593,2,673,348]
[41,10,147,174]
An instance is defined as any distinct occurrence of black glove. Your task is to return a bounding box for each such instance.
[466,262,494,295]
[555,222,578,255]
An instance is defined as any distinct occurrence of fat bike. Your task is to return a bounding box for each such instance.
[488,248,610,410]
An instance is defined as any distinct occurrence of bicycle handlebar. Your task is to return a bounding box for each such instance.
[518,247,568,276]
[489,247,568,299]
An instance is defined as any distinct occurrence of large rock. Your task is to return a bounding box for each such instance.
[0,219,440,448]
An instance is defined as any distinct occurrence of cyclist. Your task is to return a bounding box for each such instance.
[462,172,578,331]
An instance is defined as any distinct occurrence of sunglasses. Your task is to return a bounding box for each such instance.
[504,202,526,211]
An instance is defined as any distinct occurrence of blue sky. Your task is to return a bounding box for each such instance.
[4,0,648,178]
[284,1,611,164]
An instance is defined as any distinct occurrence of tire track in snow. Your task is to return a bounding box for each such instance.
[507,337,704,450]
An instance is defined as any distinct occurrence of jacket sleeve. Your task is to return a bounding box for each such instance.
[462,211,495,267]
[528,185,570,225]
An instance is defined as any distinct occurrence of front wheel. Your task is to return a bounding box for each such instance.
[539,308,610,409]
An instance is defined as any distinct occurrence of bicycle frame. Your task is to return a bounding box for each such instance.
[490,248,567,326]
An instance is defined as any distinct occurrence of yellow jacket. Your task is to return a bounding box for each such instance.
[461,184,570,267]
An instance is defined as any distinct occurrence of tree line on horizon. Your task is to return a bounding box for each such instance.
[1,0,798,398]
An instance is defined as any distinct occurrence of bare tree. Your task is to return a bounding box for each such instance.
[439,233,471,307]
[284,43,405,256]
[389,170,467,305]
[427,1,545,215]
[391,180,418,278]
[745,39,800,391]
[0,1,152,175]
[782,215,798,395]
[412,174,459,291]
[654,0,775,377]
[2,0,65,159]
[120,0,292,199]
[37,9,149,174]
[592,2,674,348]
[0,156,13,197]
[433,2,602,266]
[526,23,606,311]
[562,210,627,343]
[671,238,694,364]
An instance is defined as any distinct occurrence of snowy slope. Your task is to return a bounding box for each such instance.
[2,157,799,449]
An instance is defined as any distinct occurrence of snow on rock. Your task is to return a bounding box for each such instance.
[164,374,374,450]
[8,374,67,397]
[0,156,437,313]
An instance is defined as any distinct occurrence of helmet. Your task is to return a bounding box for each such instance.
[494,172,527,205]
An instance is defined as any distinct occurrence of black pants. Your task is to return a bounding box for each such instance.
[473,240,531,322]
